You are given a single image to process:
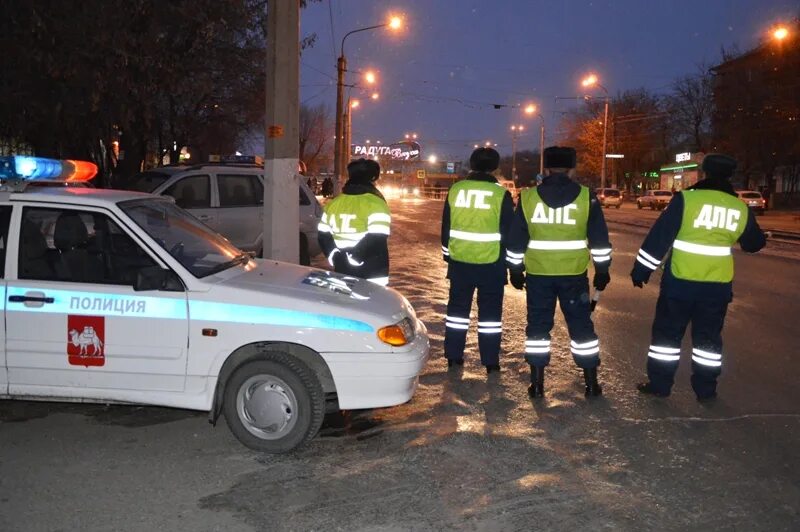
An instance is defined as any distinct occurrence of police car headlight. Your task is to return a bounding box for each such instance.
[377,318,415,347]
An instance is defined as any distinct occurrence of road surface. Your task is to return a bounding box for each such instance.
[1,197,798,531]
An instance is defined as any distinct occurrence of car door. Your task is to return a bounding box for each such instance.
[5,204,190,399]
[162,174,217,230]
[0,205,12,394]
[215,172,264,252]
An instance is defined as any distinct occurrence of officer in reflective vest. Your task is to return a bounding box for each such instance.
[507,146,612,397]
[632,154,765,401]
[318,158,391,286]
[441,147,515,374]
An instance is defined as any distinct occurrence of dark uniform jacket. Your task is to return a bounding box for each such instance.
[507,173,612,276]
[631,178,766,301]
[440,172,515,281]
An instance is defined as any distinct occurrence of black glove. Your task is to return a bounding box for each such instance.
[332,250,348,272]
[630,268,649,288]
[593,271,610,291]
[509,269,526,290]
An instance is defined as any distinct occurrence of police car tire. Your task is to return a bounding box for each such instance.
[222,355,325,453]
[637,202,643,210]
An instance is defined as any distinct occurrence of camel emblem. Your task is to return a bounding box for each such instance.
[69,325,104,356]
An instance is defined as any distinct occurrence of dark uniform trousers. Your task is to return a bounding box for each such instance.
[525,274,600,370]
[647,293,727,398]
[444,270,504,366]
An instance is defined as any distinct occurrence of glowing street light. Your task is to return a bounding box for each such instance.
[364,70,377,84]
[350,99,360,109]
[524,103,537,115]
[580,72,610,189]
[581,73,599,88]
[773,26,790,41]
[405,133,418,140]
[371,92,380,100]
[428,154,438,164]
[335,14,407,193]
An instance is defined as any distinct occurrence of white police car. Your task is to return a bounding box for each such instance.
[0,156,430,453]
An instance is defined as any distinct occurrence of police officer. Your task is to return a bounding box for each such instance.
[507,146,612,397]
[318,158,391,285]
[441,147,515,374]
[631,154,765,401]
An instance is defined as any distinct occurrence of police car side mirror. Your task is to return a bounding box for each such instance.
[134,266,183,292]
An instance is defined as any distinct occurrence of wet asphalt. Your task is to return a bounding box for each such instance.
[1,197,799,531]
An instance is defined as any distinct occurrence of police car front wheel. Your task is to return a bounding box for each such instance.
[223,355,325,453]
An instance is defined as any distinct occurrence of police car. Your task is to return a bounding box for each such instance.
[0,156,430,453]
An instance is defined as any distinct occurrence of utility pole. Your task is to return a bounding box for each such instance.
[263,0,300,262]
[600,97,609,190]
[539,122,545,174]
[334,56,346,195]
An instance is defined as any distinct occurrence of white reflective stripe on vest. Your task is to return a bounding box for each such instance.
[367,224,391,235]
[639,249,661,265]
[527,239,587,250]
[367,276,389,286]
[672,239,731,256]
[507,250,525,259]
[368,213,391,224]
[449,229,502,242]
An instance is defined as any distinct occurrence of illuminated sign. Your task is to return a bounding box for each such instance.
[351,141,421,161]
[675,152,691,162]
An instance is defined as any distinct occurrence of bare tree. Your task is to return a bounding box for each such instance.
[666,65,714,153]
[299,102,332,174]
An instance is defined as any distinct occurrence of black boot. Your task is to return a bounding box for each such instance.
[485,364,501,374]
[584,368,602,397]
[637,382,669,397]
[528,365,544,398]
[447,359,464,369]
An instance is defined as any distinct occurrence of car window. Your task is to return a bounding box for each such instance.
[654,191,672,196]
[218,174,263,207]
[18,207,159,286]
[126,171,172,193]
[0,206,12,277]
[299,186,311,206]
[741,192,762,199]
[164,175,211,209]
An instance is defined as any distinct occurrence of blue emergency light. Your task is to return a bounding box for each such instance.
[0,156,97,181]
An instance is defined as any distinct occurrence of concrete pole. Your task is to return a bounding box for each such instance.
[334,56,346,195]
[263,0,299,262]
[539,122,545,174]
[600,98,609,190]
[511,130,517,181]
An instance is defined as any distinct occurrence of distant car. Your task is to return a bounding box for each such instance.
[595,187,622,208]
[736,190,766,215]
[637,189,673,210]
[498,180,519,203]
[126,161,322,264]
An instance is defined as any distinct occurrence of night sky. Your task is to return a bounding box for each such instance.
[299,0,799,163]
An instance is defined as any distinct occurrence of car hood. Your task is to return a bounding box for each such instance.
[203,259,415,328]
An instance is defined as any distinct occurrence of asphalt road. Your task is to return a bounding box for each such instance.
[1,197,799,531]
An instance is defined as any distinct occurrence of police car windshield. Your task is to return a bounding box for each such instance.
[121,199,247,278]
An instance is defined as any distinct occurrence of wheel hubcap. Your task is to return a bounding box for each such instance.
[236,375,298,440]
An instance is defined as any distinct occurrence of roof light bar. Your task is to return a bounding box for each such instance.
[0,156,97,182]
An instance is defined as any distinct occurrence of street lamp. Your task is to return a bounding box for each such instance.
[510,125,524,180]
[773,26,790,41]
[428,154,438,164]
[581,73,610,189]
[523,103,546,174]
[335,16,404,194]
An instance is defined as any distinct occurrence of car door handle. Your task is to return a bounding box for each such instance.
[9,294,55,306]
[196,214,212,221]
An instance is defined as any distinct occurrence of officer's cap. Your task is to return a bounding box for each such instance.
[543,146,577,169]
[702,154,737,179]
[469,147,500,172]
[347,158,381,183]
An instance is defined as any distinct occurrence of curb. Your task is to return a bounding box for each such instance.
[607,219,800,244]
